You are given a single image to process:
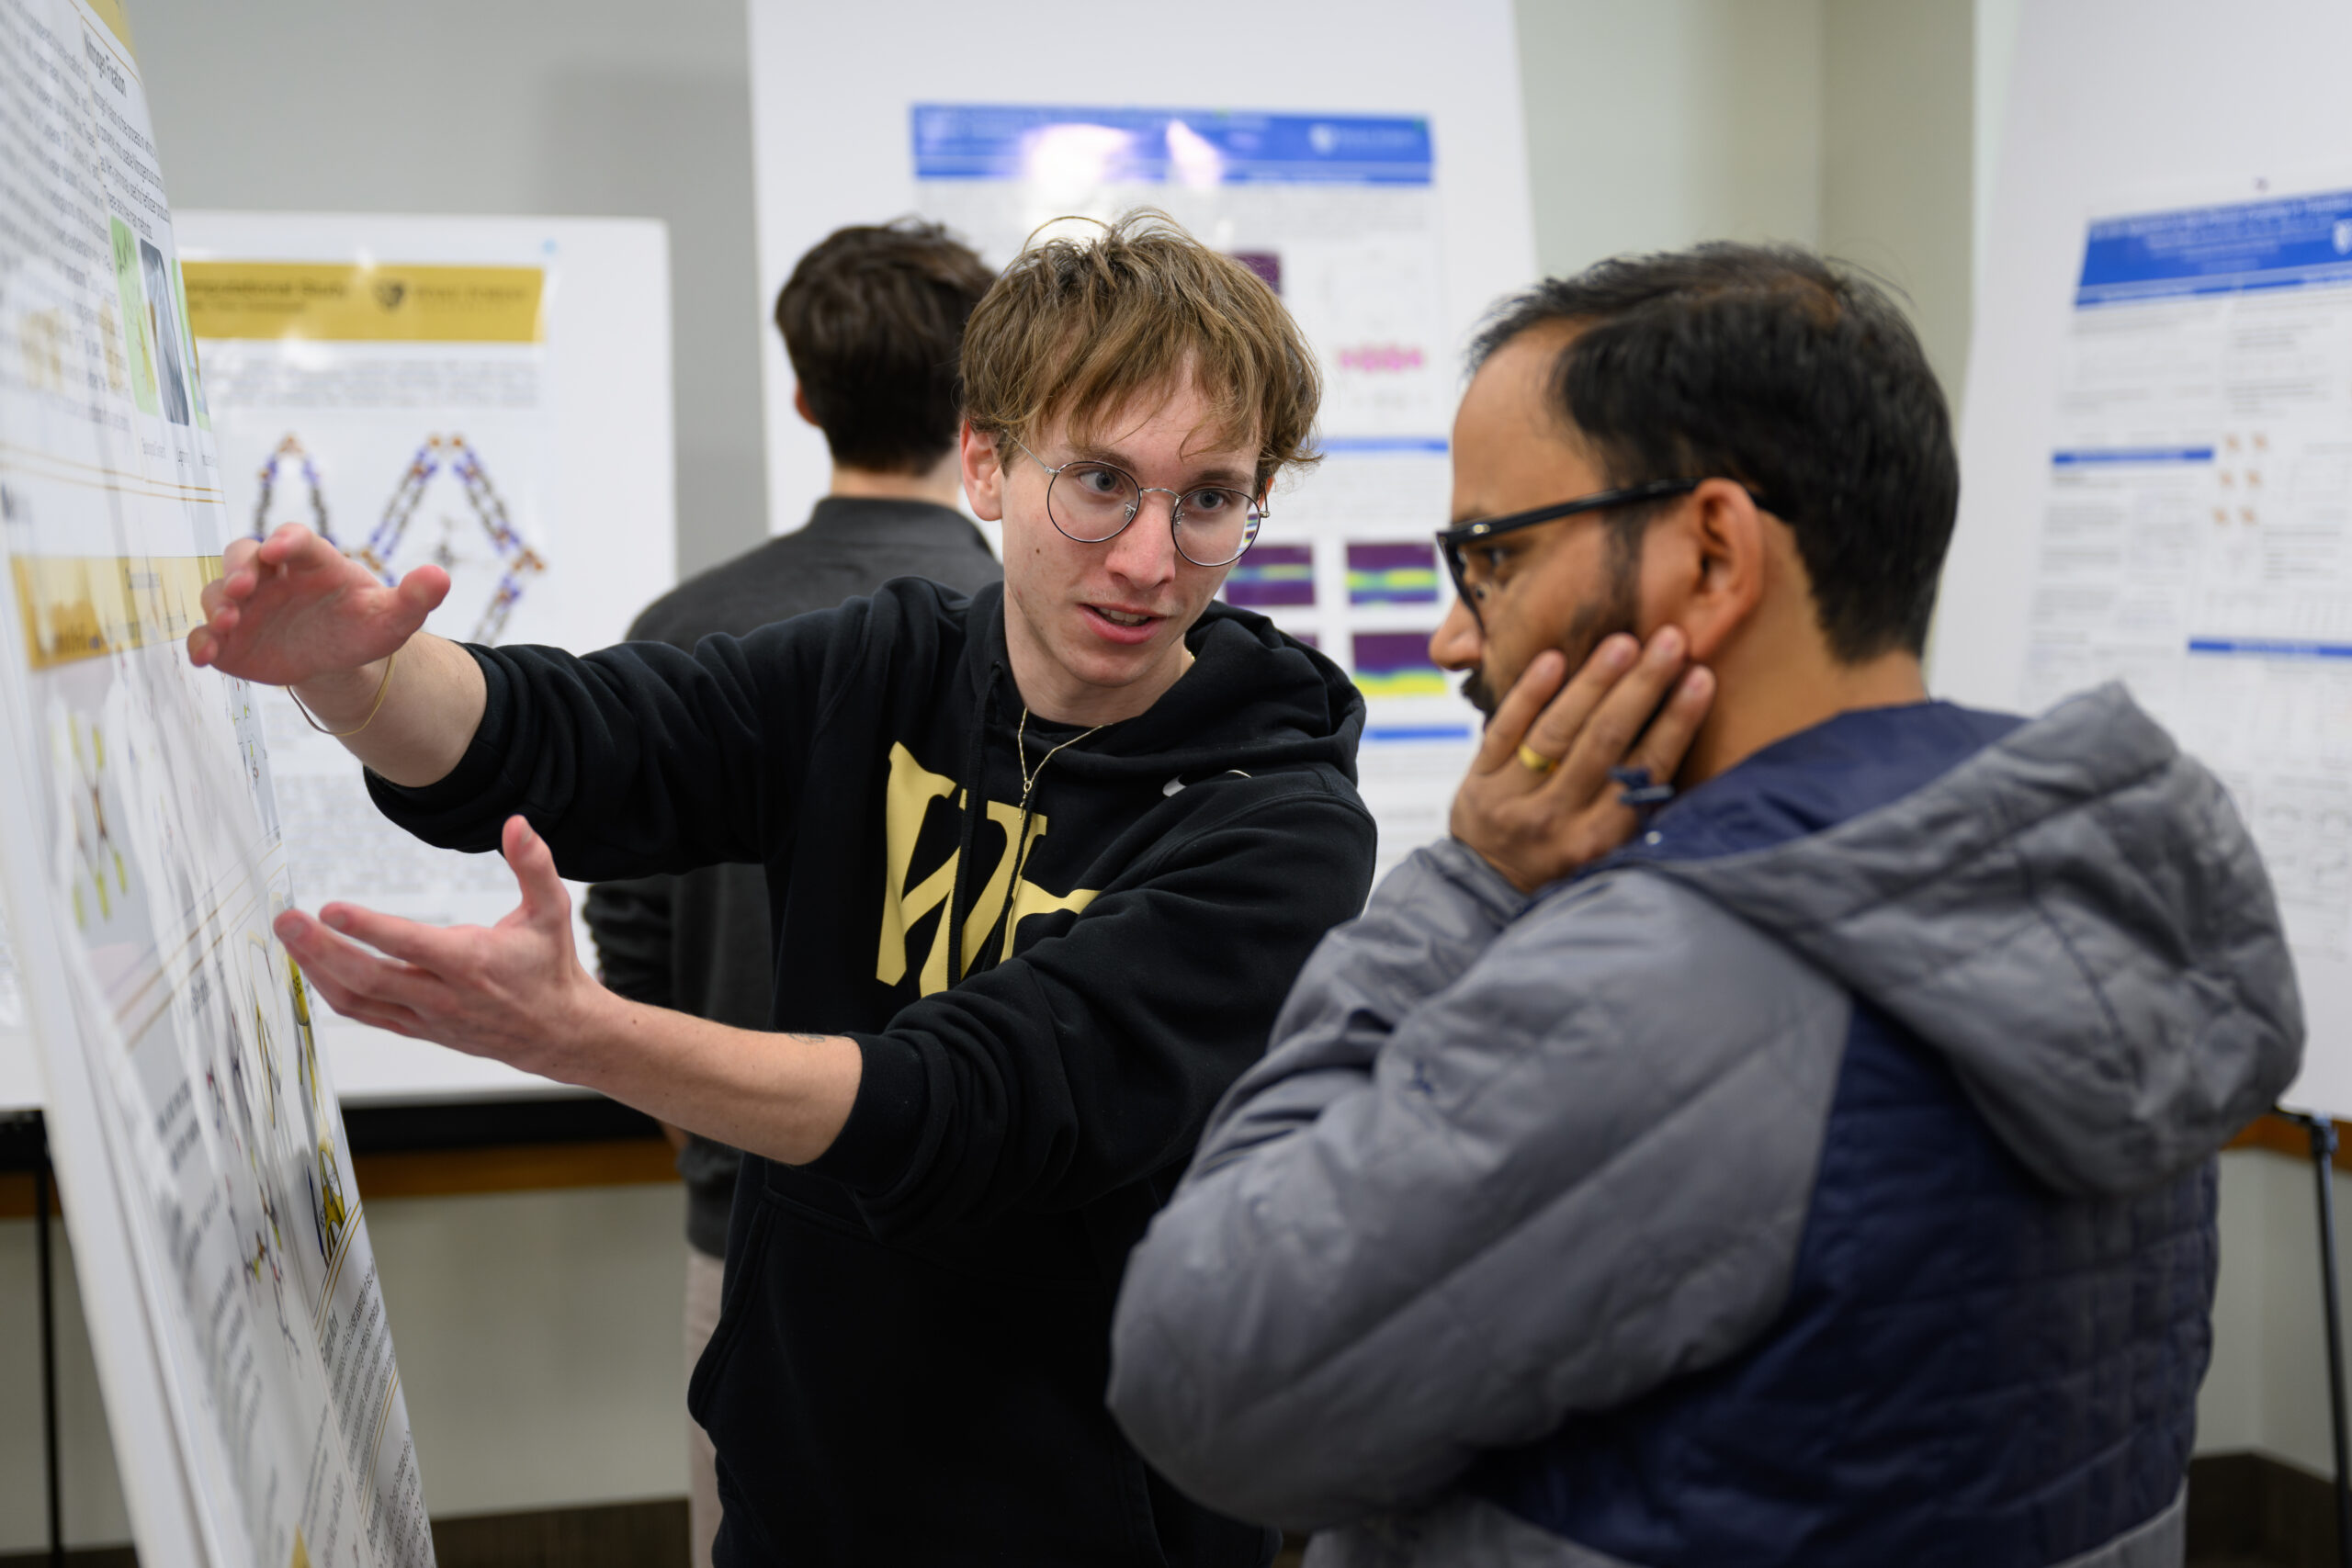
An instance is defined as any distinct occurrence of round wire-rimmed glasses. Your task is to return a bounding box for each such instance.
[1011,437,1266,568]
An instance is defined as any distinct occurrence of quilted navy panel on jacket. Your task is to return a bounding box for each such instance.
[1462,997,2217,1568]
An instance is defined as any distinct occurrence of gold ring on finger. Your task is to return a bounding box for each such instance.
[1516,743,1559,776]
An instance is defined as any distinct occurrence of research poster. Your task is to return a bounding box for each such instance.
[912,105,1476,873]
[2017,184,2352,962]
[0,2,433,1562]
[181,242,556,950]
[176,215,676,1074]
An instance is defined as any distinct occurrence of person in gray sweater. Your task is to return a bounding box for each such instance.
[1107,244,2303,1567]
[582,218,999,1568]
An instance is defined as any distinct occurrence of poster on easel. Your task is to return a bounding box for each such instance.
[1933,0,2352,1122]
[2013,183,2352,964]
[0,2,434,1562]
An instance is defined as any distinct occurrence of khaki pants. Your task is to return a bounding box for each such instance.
[685,1247,725,1568]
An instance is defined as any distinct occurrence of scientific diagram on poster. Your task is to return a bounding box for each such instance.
[2012,184,2352,964]
[911,106,1475,870]
[0,2,434,1562]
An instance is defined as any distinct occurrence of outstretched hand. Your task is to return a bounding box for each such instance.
[272,816,606,1080]
[189,523,449,688]
[1451,628,1714,894]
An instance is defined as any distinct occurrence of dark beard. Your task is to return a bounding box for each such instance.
[1460,667,1499,717]
[1466,536,1640,727]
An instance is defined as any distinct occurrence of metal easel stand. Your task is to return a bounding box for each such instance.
[2279,1108,2352,1568]
[2,1108,62,1567]
[36,1146,60,1568]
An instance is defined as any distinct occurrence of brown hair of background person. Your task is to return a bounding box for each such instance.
[962,209,1321,491]
[775,217,997,475]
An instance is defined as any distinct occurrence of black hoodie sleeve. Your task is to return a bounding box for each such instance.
[366,604,846,880]
[810,776,1377,1243]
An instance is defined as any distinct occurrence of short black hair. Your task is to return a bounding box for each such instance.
[775,219,996,475]
[1470,243,1957,660]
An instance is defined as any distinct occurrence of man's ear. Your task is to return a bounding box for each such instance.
[960,422,1006,523]
[792,384,820,429]
[1652,478,1766,661]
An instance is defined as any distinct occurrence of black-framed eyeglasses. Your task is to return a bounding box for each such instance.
[1438,479,1765,625]
[1012,437,1266,568]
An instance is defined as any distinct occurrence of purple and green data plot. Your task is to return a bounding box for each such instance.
[1223,543,1316,608]
[1346,541,1441,605]
[1351,631,1450,697]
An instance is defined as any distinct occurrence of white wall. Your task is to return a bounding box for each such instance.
[1971,0,2025,299]
[1517,0,1826,275]
[1515,0,1974,405]
[1822,0,1974,395]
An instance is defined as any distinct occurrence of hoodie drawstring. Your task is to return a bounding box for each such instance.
[945,666,999,987]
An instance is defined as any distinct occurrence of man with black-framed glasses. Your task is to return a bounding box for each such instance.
[1110,243,2301,1568]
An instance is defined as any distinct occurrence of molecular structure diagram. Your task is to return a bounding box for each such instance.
[62,714,127,929]
[358,435,547,643]
[251,434,330,543]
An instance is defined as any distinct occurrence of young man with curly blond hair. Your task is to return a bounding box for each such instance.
[187,212,1373,1564]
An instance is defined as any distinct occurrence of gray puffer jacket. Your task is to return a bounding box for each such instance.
[1108,686,2303,1568]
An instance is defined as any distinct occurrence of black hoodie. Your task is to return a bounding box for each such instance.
[368,578,1378,1565]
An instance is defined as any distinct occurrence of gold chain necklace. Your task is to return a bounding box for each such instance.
[1015,705,1103,810]
[998,707,1105,942]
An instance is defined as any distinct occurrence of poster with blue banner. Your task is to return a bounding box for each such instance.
[2024,182,2352,959]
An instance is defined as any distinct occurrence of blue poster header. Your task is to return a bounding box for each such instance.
[911,105,1432,186]
[2077,189,2352,307]
[2188,637,2352,660]
[2052,447,2214,466]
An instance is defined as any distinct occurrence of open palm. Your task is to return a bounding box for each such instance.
[188,523,449,688]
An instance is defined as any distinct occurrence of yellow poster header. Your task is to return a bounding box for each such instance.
[15,555,222,671]
[183,262,544,344]
[83,0,135,58]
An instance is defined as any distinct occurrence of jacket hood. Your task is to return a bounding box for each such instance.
[1649,683,2303,1198]
[956,581,1367,785]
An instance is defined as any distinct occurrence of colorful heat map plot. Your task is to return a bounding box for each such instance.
[1346,540,1441,605]
[1351,630,1450,697]
[1223,543,1316,608]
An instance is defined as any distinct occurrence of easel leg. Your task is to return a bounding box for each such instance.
[2287,1111,2352,1568]
[35,1139,61,1568]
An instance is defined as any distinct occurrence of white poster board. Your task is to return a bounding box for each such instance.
[0,3,434,1561]
[1934,0,2352,1120]
[175,213,677,1105]
[747,0,1537,878]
